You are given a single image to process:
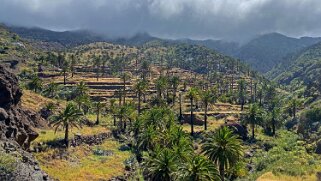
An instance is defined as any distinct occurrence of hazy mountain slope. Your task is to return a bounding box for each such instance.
[235,33,321,73]
[269,42,321,85]
[0,25,39,70]
[9,26,105,47]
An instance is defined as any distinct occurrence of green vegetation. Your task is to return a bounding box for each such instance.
[0,152,16,174]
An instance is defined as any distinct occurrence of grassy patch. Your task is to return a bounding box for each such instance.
[34,139,131,181]
[0,152,16,173]
[246,130,321,180]
[33,125,110,145]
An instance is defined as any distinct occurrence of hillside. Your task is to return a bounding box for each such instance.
[9,26,106,48]
[234,33,321,73]
[0,25,39,70]
[267,42,321,98]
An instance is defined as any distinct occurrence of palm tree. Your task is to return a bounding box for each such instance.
[201,90,215,131]
[202,126,243,181]
[186,87,199,136]
[43,82,59,98]
[288,98,301,119]
[50,103,83,148]
[61,59,69,85]
[245,104,263,139]
[117,102,136,131]
[74,94,91,113]
[178,155,220,181]
[94,101,104,125]
[170,76,180,105]
[109,99,118,126]
[238,79,246,111]
[70,54,77,78]
[143,148,178,181]
[155,76,168,99]
[134,80,148,114]
[29,75,43,93]
[120,72,131,104]
[75,81,89,96]
[92,55,101,81]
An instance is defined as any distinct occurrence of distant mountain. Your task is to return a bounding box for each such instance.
[8,25,321,73]
[233,33,321,73]
[9,26,106,47]
[112,32,160,45]
[267,42,321,87]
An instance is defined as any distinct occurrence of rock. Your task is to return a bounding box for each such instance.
[245,151,254,158]
[0,65,43,149]
[0,108,8,120]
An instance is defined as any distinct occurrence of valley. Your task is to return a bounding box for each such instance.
[1,19,321,181]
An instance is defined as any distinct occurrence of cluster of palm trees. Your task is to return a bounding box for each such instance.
[134,107,243,181]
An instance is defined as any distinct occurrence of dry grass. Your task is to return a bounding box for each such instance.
[33,125,110,145]
[21,90,57,112]
[257,172,317,181]
[35,139,131,181]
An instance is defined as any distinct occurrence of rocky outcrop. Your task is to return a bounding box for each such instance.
[0,140,50,181]
[0,65,39,149]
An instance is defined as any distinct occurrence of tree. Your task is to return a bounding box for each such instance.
[143,148,178,181]
[244,104,263,139]
[120,72,131,104]
[61,59,69,85]
[75,81,89,96]
[74,94,91,113]
[92,55,101,81]
[186,88,199,136]
[29,75,43,93]
[238,79,246,111]
[117,102,136,132]
[288,98,301,119]
[109,99,118,126]
[202,126,243,181]
[50,103,83,148]
[43,82,59,98]
[155,76,168,99]
[134,80,148,114]
[93,101,104,125]
[70,54,77,78]
[170,76,180,106]
[178,155,220,181]
[201,90,215,131]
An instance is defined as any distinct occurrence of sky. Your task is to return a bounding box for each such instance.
[1,0,321,42]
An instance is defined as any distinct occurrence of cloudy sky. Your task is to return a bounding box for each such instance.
[1,0,321,42]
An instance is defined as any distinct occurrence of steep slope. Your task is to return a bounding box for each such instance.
[0,25,38,70]
[269,42,321,85]
[235,33,321,73]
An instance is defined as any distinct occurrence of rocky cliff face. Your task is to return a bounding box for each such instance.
[0,65,39,149]
[0,65,51,180]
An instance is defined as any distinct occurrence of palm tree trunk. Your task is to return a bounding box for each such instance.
[138,92,141,114]
[190,98,194,136]
[251,123,255,140]
[123,79,126,104]
[179,93,182,123]
[65,123,69,148]
[219,163,225,181]
[95,109,100,125]
[272,118,276,136]
[113,115,116,126]
[204,103,208,130]
[63,71,66,85]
